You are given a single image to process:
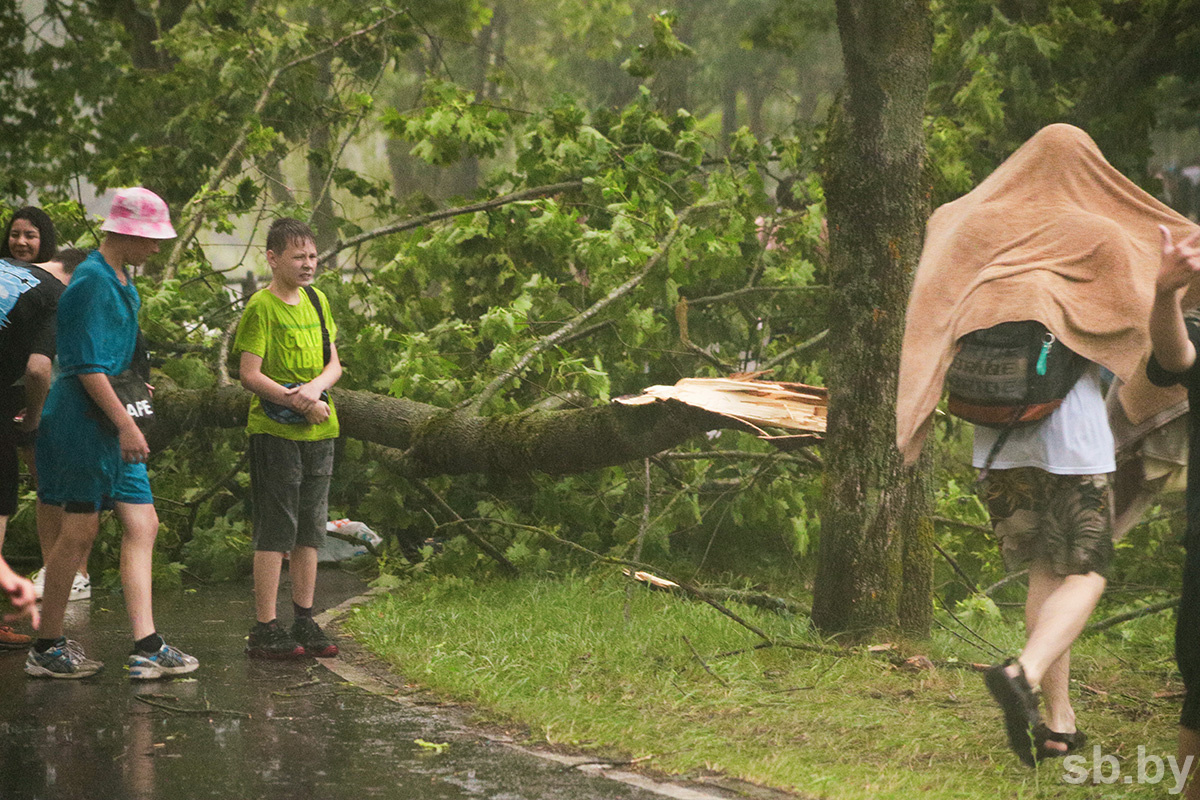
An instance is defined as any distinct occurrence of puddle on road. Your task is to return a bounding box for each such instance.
[0,573,662,800]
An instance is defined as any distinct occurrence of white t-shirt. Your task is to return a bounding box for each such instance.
[971,366,1115,475]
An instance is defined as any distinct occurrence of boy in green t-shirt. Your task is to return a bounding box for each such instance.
[234,218,343,659]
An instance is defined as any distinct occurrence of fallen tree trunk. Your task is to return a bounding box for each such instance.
[151,384,799,477]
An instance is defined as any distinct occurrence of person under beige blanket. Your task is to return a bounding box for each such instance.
[898,125,1197,464]
[896,123,1200,768]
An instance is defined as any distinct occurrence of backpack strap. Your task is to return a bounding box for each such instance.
[303,285,331,367]
[978,427,1013,482]
[977,405,1027,481]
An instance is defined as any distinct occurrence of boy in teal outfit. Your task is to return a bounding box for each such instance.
[234,218,343,659]
[31,187,198,679]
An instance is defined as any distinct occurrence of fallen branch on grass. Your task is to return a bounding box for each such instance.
[934,594,1007,660]
[1085,597,1179,633]
[622,569,809,616]
[417,482,519,577]
[683,634,729,687]
[1079,683,1163,707]
[437,517,786,645]
[712,640,845,659]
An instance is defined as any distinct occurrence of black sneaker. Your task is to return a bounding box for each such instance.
[291,617,338,658]
[245,621,306,660]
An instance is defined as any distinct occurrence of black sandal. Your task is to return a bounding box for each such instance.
[1034,724,1087,761]
[984,659,1041,767]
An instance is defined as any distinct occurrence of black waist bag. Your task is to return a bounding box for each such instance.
[85,369,155,434]
[85,331,155,434]
[946,320,1088,429]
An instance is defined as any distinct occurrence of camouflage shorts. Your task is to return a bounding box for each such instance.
[978,467,1114,576]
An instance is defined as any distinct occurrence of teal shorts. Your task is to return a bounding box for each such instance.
[38,459,153,512]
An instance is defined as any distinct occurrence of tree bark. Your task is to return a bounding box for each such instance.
[306,8,339,260]
[151,386,742,478]
[812,0,933,637]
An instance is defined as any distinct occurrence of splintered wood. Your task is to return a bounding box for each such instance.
[614,376,827,447]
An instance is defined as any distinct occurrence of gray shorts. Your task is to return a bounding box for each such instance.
[978,467,1114,576]
[249,434,334,553]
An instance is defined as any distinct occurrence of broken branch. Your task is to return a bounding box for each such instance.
[1086,597,1178,634]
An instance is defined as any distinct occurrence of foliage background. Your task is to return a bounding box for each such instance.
[0,0,1197,620]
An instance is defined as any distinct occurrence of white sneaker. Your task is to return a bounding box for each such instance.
[29,570,91,601]
[69,573,91,601]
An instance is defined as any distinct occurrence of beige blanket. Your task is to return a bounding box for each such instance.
[897,124,1199,464]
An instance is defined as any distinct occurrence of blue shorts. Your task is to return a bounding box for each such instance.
[38,459,153,512]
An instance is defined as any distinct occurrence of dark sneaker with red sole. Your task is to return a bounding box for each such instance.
[245,621,306,660]
[291,617,338,658]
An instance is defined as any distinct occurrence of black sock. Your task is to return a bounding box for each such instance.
[293,602,313,620]
[34,637,62,653]
[134,632,164,654]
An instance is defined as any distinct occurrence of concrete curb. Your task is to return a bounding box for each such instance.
[314,588,785,800]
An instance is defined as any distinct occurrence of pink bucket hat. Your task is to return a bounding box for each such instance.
[100,187,177,239]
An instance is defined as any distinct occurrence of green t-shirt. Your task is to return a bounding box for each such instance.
[233,287,339,441]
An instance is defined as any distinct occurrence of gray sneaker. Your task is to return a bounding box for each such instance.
[127,642,199,680]
[25,638,104,679]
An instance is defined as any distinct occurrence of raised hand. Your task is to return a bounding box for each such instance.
[1157,225,1200,294]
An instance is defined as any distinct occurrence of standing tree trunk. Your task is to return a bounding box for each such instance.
[812,0,934,637]
[306,44,339,260]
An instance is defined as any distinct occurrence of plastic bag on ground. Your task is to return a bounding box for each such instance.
[318,519,383,563]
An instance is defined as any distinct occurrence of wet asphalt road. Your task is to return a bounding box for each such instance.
[0,570,675,800]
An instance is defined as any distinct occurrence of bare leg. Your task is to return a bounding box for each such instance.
[1009,564,1105,751]
[253,550,285,624]
[289,546,318,610]
[35,502,55,562]
[1038,647,1074,739]
[0,515,8,554]
[39,511,99,640]
[36,502,84,578]
[114,502,159,641]
[1025,565,1074,739]
[1019,567,1105,685]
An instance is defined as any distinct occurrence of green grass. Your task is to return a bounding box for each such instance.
[343,572,1187,799]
